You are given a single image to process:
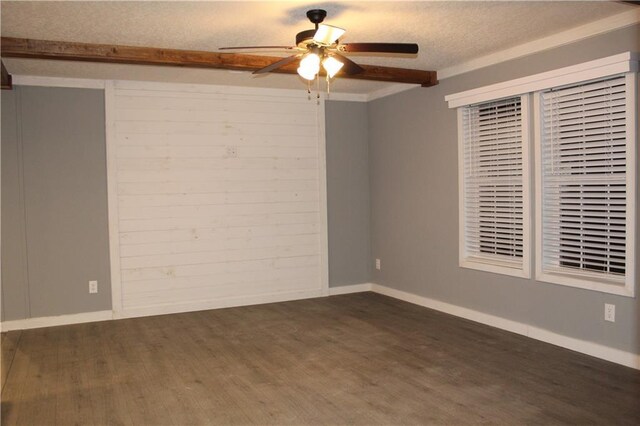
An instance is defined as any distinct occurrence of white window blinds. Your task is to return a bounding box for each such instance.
[539,75,628,283]
[461,96,528,274]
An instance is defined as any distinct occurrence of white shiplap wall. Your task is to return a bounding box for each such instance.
[106,81,327,318]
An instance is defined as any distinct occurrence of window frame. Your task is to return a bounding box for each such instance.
[533,72,637,297]
[449,52,637,297]
[457,94,532,279]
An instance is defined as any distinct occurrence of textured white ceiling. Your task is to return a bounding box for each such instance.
[1,1,635,94]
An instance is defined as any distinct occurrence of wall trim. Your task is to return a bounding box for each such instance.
[317,93,331,297]
[324,92,369,102]
[439,8,640,80]
[369,284,640,370]
[0,310,113,332]
[11,75,106,89]
[104,81,123,313]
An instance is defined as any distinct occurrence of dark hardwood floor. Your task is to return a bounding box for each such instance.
[2,292,639,425]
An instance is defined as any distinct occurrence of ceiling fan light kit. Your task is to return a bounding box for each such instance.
[313,24,346,46]
[298,52,321,80]
[322,56,344,78]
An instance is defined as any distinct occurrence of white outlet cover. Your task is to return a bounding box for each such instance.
[89,280,98,294]
[604,303,615,322]
[375,259,381,270]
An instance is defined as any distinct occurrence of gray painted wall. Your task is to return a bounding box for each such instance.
[1,88,368,320]
[1,86,112,320]
[368,24,640,354]
[1,90,29,321]
[325,101,371,287]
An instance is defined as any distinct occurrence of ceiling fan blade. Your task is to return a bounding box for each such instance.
[339,43,419,54]
[219,46,296,50]
[253,54,301,74]
[313,24,346,46]
[332,53,364,75]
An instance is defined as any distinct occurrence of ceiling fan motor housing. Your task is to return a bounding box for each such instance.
[295,29,317,48]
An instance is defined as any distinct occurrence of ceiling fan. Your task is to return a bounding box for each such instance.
[220,9,419,81]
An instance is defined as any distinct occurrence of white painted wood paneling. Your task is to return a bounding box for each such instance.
[106,81,327,316]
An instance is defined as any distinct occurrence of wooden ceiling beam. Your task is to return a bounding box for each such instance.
[1,61,12,90]
[1,37,437,87]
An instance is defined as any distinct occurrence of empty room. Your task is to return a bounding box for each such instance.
[1,1,639,424]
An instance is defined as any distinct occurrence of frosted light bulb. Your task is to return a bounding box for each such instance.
[322,56,344,78]
[297,53,321,80]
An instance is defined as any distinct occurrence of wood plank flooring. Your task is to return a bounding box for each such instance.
[1,292,639,425]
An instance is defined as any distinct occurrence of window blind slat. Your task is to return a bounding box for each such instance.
[547,145,626,157]
[543,110,625,127]
[544,132,625,146]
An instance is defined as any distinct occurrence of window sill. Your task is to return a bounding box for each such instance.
[536,269,634,297]
[460,257,530,279]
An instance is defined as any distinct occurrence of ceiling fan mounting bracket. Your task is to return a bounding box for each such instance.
[306,9,327,27]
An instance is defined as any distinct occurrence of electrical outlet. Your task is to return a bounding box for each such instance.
[604,303,615,322]
[89,280,98,294]
[375,258,381,270]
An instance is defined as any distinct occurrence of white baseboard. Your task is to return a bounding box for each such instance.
[0,289,326,331]
[526,326,640,370]
[0,310,113,332]
[371,284,529,335]
[368,283,640,370]
[328,283,374,295]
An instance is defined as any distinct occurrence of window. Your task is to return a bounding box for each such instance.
[535,74,636,296]
[449,53,637,296]
[458,96,530,278]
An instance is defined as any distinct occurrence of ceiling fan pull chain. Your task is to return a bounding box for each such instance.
[316,75,321,104]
